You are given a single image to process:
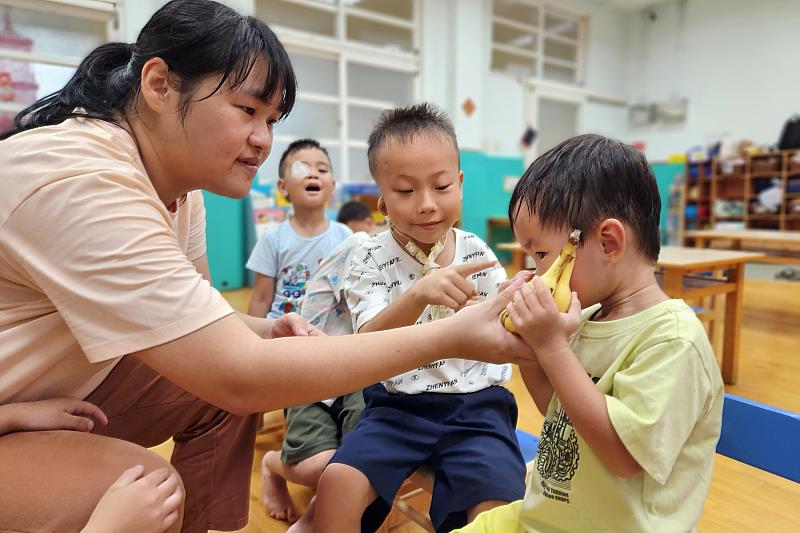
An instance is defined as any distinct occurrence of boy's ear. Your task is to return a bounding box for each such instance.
[377,195,388,216]
[458,170,464,199]
[598,218,626,263]
[277,178,289,200]
[139,57,174,112]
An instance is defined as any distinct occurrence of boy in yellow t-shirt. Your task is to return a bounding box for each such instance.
[457,134,724,532]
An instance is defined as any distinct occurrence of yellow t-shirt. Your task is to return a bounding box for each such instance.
[0,117,233,403]
[456,299,724,533]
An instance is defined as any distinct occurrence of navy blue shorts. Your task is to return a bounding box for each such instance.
[330,384,526,533]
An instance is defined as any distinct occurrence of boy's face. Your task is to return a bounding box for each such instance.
[374,134,462,245]
[512,205,606,308]
[278,147,334,208]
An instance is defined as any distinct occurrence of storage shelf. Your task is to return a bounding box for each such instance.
[682,150,800,243]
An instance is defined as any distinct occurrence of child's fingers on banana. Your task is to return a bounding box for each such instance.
[530,276,557,311]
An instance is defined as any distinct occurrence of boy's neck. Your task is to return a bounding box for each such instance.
[392,228,456,267]
[594,267,669,322]
[289,205,329,237]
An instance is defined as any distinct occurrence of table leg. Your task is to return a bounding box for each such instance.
[661,268,684,296]
[721,263,745,384]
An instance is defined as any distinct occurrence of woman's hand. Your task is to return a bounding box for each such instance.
[448,277,538,365]
[497,269,534,293]
[0,398,108,436]
[268,312,325,338]
[504,276,582,355]
[81,465,183,533]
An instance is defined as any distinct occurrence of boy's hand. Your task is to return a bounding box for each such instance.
[81,465,183,533]
[448,276,537,365]
[268,313,325,338]
[505,276,582,355]
[1,398,108,435]
[412,261,497,310]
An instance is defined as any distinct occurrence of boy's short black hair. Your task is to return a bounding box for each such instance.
[367,102,459,176]
[337,201,372,224]
[278,138,331,180]
[509,134,661,262]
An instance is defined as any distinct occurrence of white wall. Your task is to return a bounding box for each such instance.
[419,0,631,157]
[623,0,800,160]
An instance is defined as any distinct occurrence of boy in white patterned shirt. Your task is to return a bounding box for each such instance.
[311,103,526,533]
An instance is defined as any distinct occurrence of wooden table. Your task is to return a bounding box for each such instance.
[496,242,764,384]
[686,229,800,264]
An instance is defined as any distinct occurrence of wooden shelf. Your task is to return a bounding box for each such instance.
[682,150,800,242]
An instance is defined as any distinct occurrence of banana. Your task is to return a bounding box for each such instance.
[500,229,582,333]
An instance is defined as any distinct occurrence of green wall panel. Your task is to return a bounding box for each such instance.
[202,191,246,290]
[460,151,524,262]
[650,162,684,243]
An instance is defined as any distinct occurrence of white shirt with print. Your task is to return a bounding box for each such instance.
[345,228,512,394]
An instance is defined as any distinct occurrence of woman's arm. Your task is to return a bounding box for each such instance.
[134,280,535,416]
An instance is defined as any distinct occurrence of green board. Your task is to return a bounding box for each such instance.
[650,162,684,244]
[202,191,246,290]
[460,151,524,262]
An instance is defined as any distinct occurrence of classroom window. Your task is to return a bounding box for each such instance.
[255,0,420,183]
[0,1,120,134]
[490,0,585,85]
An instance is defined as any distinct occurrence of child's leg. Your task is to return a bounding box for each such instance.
[263,402,341,522]
[429,386,526,532]
[261,449,334,522]
[313,463,377,533]
[314,384,439,532]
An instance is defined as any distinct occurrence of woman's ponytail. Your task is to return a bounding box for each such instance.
[2,42,138,139]
[2,0,296,140]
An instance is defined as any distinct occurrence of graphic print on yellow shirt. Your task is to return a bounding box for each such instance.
[535,401,580,503]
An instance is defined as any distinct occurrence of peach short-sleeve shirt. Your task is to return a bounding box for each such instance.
[0,117,233,403]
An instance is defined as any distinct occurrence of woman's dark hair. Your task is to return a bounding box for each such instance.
[509,134,661,263]
[1,0,295,140]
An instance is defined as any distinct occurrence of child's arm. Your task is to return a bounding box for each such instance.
[506,278,643,478]
[0,398,108,436]
[247,273,275,318]
[359,261,495,333]
[518,361,554,416]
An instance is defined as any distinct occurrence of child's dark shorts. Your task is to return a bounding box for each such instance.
[330,383,526,533]
[281,390,365,464]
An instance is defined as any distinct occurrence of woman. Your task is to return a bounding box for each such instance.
[0,1,533,532]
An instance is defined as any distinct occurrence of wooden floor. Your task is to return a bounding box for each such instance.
[154,278,800,532]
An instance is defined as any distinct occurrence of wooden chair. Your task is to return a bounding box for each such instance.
[716,393,799,482]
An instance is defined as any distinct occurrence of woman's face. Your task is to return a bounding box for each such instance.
[159,60,283,200]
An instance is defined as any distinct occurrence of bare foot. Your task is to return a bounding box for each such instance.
[261,452,300,523]
[286,496,315,533]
